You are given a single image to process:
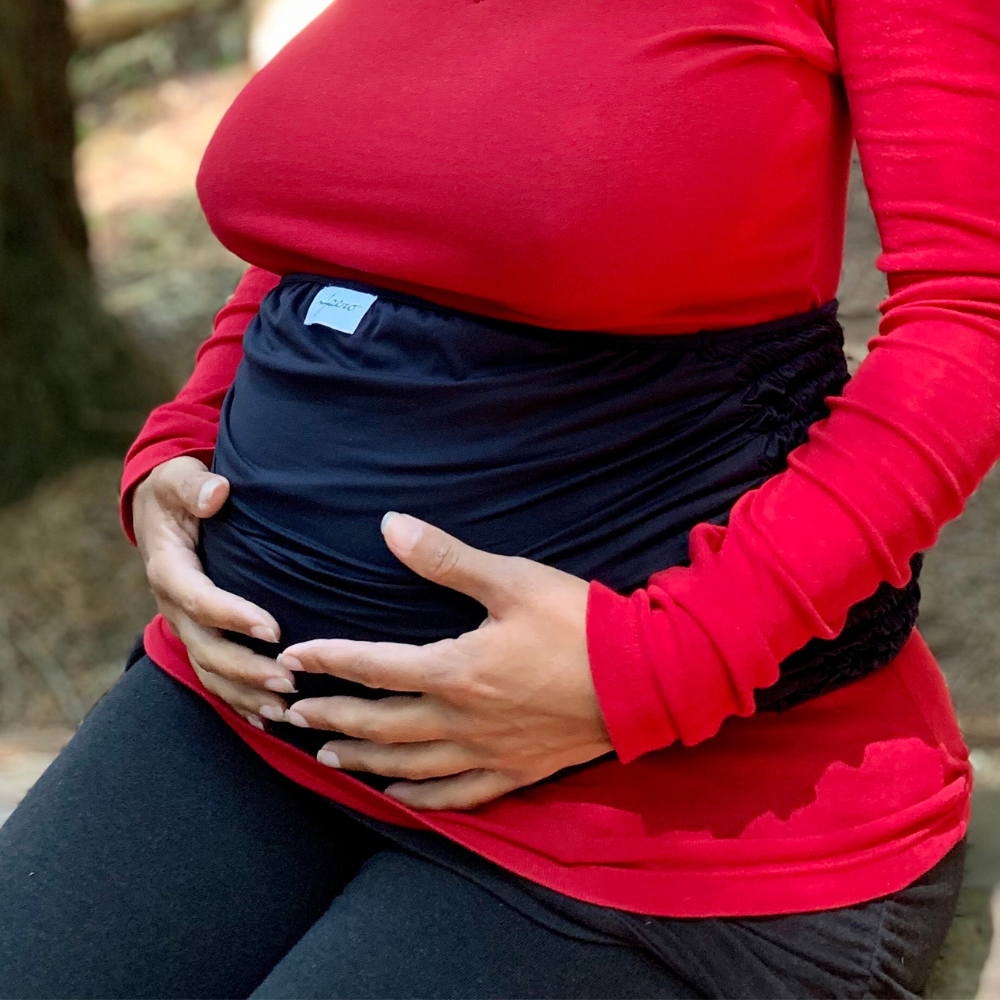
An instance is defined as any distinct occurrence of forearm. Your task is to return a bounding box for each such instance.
[589,276,1000,760]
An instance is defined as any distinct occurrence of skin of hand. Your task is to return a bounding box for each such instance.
[132,456,296,728]
[279,513,614,811]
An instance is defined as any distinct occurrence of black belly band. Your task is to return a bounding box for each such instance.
[199,276,921,757]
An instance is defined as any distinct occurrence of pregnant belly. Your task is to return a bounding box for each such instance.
[199,277,846,730]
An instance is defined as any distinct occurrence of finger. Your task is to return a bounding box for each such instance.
[191,660,288,727]
[150,555,279,642]
[315,740,476,781]
[279,638,444,693]
[380,513,521,613]
[384,770,520,811]
[286,695,449,742]
[179,619,295,693]
[195,668,267,728]
[166,464,231,519]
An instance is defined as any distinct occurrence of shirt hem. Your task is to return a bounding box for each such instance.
[141,616,969,919]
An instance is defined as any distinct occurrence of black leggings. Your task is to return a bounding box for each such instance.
[0,659,963,1000]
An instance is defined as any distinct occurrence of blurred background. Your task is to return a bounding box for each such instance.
[0,1,998,994]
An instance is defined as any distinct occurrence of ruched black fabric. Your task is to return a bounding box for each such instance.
[200,276,921,754]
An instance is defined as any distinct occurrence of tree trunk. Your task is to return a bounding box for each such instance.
[0,0,166,506]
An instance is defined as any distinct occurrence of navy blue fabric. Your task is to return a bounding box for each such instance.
[199,277,918,756]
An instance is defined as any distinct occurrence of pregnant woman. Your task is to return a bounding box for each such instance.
[1,1,998,997]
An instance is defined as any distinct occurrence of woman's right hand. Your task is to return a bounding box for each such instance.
[132,456,296,728]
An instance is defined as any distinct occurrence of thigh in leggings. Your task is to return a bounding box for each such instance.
[249,844,963,1000]
[0,660,689,1000]
[0,657,378,1000]
[252,850,694,1000]
[0,656,963,1000]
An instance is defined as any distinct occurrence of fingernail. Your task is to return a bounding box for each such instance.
[286,710,308,728]
[278,653,303,672]
[382,512,423,553]
[380,511,399,533]
[259,704,285,722]
[317,748,341,768]
[250,625,279,643]
[198,481,217,511]
[264,676,295,694]
[246,715,265,730]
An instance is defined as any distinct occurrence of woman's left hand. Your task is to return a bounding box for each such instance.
[279,513,613,811]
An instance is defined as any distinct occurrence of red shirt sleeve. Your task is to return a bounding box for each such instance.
[119,265,281,543]
[587,0,1000,762]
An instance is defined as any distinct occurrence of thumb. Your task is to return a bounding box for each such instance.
[380,513,518,612]
[175,468,230,518]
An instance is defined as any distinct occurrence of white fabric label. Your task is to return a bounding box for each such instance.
[304,285,378,335]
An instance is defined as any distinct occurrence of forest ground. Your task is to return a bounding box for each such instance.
[0,56,997,996]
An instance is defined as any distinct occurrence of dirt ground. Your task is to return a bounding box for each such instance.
[0,55,998,996]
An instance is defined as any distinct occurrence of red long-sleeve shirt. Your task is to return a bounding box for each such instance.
[121,0,1000,916]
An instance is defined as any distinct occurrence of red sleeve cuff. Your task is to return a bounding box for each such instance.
[585,519,784,763]
[586,580,680,763]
